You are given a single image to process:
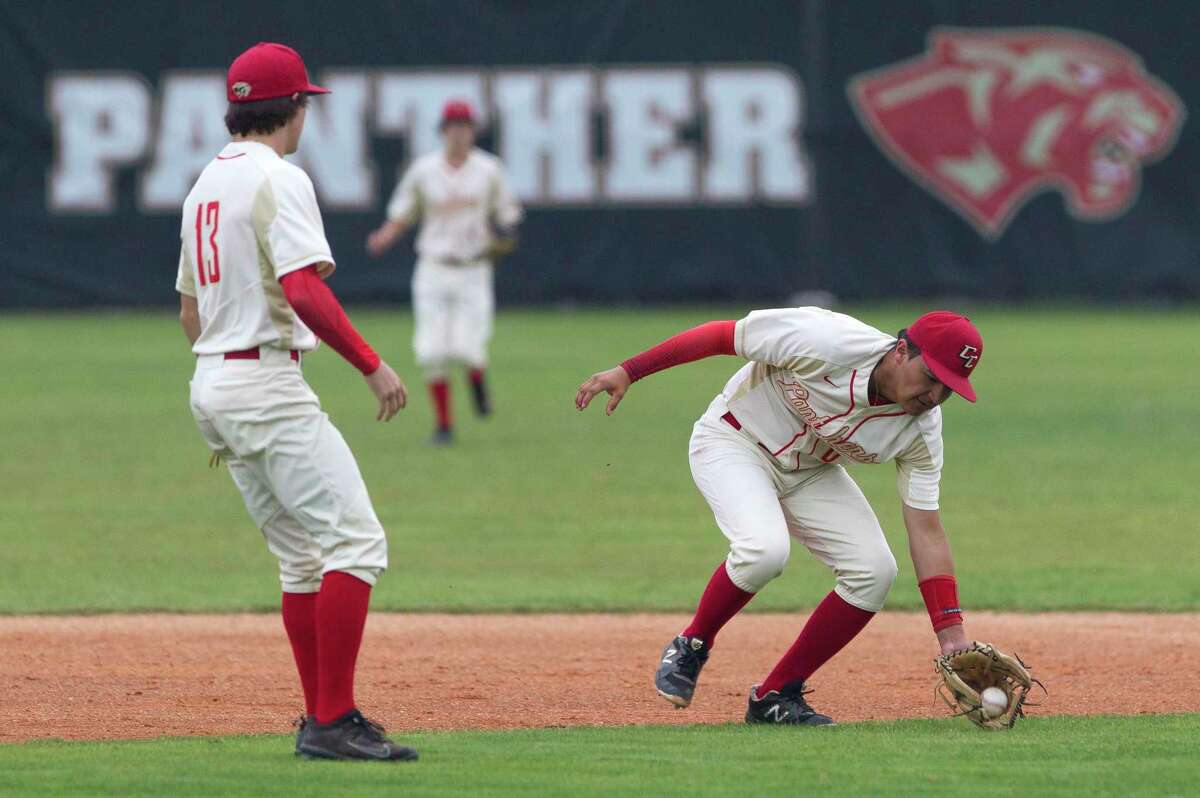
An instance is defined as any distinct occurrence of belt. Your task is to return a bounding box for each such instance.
[429,254,485,267]
[224,347,300,362]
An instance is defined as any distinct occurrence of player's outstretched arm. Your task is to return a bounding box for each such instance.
[366,218,410,258]
[575,320,737,415]
[279,265,408,421]
[903,503,970,654]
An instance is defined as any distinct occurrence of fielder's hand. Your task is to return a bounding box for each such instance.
[366,222,402,258]
[484,222,518,260]
[935,621,971,655]
[935,642,1044,730]
[365,360,408,421]
[575,366,631,415]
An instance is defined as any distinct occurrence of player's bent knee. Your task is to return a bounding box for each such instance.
[323,527,388,586]
[726,540,790,593]
[836,548,898,611]
[418,358,450,380]
[451,347,486,366]
[278,560,324,593]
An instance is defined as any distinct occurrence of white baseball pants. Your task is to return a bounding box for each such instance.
[189,348,388,592]
[688,400,898,612]
[411,257,494,378]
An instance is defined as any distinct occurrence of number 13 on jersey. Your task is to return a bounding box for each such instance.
[194,200,221,286]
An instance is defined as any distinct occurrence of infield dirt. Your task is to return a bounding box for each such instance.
[1,611,1195,743]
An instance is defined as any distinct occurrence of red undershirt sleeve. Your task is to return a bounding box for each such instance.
[279,266,381,376]
[620,320,737,382]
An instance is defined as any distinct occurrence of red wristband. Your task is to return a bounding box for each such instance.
[918,575,964,632]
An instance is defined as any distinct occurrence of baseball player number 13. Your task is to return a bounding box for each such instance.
[194,200,221,286]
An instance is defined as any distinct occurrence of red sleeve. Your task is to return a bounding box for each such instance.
[620,320,737,382]
[279,266,381,376]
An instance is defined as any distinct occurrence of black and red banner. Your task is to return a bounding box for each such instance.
[1,1,1196,307]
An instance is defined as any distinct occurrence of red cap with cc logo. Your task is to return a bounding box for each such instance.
[906,311,983,402]
[227,42,329,103]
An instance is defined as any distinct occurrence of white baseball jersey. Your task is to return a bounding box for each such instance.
[176,140,335,355]
[386,148,522,262]
[716,307,943,510]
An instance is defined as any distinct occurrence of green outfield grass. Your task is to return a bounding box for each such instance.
[1,715,1196,797]
[2,306,1197,614]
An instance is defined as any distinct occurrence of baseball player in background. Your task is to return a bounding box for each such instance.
[367,100,523,445]
[576,308,983,725]
[177,43,416,761]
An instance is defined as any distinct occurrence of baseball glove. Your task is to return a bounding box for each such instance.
[934,641,1043,730]
[484,222,518,261]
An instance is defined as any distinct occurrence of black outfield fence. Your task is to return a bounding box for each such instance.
[1,1,1196,307]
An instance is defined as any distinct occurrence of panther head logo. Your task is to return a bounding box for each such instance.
[849,28,1185,238]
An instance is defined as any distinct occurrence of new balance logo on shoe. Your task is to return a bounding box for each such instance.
[745,681,834,726]
[655,635,710,709]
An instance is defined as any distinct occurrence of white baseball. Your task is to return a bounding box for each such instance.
[980,687,1008,719]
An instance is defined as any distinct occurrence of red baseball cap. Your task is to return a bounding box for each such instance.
[906,311,983,402]
[227,42,329,103]
[440,99,476,126]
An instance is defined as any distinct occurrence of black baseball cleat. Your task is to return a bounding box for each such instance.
[430,427,455,446]
[297,709,419,762]
[293,714,313,755]
[654,634,710,708]
[469,375,491,417]
[745,680,835,726]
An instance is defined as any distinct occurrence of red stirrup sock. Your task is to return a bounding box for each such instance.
[468,367,485,386]
[281,591,320,717]
[759,590,875,694]
[314,571,373,724]
[429,379,452,430]
[681,561,756,647]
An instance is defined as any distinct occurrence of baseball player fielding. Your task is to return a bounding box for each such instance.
[576,307,983,725]
[367,100,523,446]
[176,42,415,761]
